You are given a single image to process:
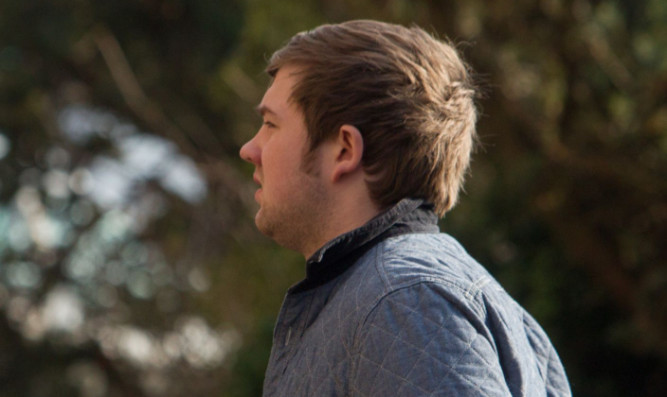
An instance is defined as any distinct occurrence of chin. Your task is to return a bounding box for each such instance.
[254,211,274,238]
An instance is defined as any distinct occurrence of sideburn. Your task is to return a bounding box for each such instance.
[299,146,321,177]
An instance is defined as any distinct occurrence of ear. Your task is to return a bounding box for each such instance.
[331,124,364,183]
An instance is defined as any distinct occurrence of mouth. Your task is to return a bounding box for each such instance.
[253,174,262,202]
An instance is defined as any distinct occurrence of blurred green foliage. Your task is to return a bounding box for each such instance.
[0,0,665,396]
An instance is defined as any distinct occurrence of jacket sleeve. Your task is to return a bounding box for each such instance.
[349,282,511,396]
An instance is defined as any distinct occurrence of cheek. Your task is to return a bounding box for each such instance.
[260,129,308,189]
[261,148,293,188]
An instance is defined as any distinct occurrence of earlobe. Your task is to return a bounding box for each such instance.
[331,124,364,183]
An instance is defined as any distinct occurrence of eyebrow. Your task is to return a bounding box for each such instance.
[255,104,279,117]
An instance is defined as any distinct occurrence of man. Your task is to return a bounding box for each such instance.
[240,20,571,396]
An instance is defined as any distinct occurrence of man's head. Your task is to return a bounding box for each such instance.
[266,20,477,216]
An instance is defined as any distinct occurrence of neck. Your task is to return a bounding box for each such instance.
[301,190,381,259]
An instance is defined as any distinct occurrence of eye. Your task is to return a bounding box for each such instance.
[263,120,277,128]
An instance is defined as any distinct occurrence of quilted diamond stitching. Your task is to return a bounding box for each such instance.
[357,285,500,395]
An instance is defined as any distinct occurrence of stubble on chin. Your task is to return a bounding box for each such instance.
[254,207,277,240]
[255,150,330,255]
[254,184,329,256]
[255,204,313,254]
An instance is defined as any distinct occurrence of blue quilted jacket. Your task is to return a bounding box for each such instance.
[262,199,571,396]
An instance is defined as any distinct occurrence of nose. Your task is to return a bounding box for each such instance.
[239,134,261,166]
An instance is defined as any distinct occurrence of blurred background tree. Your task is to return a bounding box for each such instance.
[0,0,665,396]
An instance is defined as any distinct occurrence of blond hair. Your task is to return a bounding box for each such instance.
[267,20,477,216]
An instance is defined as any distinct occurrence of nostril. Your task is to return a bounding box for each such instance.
[240,141,260,165]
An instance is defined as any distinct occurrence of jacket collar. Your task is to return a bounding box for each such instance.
[290,198,439,293]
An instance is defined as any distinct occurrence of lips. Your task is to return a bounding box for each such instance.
[253,173,262,202]
[253,173,262,186]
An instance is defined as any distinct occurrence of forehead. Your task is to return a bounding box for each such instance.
[258,66,302,117]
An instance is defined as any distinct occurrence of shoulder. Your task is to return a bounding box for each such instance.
[372,233,502,313]
[341,232,536,357]
[348,275,512,395]
[334,233,507,340]
[328,231,521,346]
[334,233,571,396]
